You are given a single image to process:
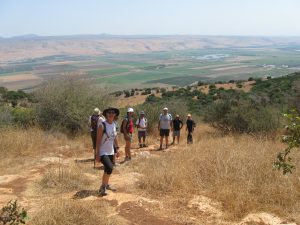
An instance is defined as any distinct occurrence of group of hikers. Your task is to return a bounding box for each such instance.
[89,106,196,196]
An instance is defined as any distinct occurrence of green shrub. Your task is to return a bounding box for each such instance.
[34,77,111,135]
[274,109,300,174]
[0,106,13,126]
[0,200,27,225]
[11,107,35,127]
[204,99,279,133]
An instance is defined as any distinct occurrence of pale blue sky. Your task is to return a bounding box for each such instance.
[1,0,300,37]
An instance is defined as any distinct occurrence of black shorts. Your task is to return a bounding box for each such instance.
[160,129,170,137]
[138,131,146,139]
[100,155,114,175]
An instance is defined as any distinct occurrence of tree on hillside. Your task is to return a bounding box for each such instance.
[34,77,111,135]
[274,109,300,174]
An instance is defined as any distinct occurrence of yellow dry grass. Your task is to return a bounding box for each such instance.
[0,127,89,175]
[28,199,127,225]
[133,125,300,222]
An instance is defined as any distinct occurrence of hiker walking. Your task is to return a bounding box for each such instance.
[96,107,120,196]
[186,114,196,144]
[172,115,183,145]
[122,108,134,161]
[136,111,147,148]
[89,108,104,168]
[158,107,173,150]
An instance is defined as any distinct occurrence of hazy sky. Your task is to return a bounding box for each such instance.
[1,0,300,37]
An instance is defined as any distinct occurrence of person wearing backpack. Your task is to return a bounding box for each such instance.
[89,108,105,168]
[158,107,173,150]
[95,107,120,196]
[186,114,196,144]
[172,115,183,145]
[121,108,134,161]
[136,111,147,148]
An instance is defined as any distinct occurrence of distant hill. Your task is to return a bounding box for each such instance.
[1,35,300,62]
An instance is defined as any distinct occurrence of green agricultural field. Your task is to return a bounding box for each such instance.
[1,47,300,89]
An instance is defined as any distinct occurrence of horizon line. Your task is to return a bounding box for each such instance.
[2,33,300,39]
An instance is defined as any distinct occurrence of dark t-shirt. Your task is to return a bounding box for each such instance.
[186,119,195,132]
[172,119,183,131]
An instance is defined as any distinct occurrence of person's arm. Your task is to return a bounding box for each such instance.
[88,116,91,127]
[186,121,188,131]
[114,138,120,158]
[158,118,161,131]
[95,124,104,162]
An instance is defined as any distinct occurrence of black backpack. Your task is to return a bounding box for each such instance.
[91,115,100,131]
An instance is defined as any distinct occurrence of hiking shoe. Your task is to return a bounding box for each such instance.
[143,144,147,147]
[139,144,143,148]
[106,184,117,192]
[98,185,107,196]
[125,156,132,161]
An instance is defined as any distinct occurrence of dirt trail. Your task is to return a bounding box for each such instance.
[0,143,296,225]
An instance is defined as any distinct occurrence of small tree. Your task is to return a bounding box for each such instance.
[274,109,300,174]
[34,77,111,135]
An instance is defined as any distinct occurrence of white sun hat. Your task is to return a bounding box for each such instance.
[163,107,168,111]
[127,107,134,113]
[93,108,101,115]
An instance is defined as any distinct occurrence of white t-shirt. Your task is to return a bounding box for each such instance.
[136,117,147,131]
[98,121,117,156]
[97,116,105,127]
[159,113,172,129]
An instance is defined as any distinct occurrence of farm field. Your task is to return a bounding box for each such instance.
[1,46,300,90]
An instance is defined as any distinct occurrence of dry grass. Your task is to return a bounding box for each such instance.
[0,127,90,175]
[36,164,93,194]
[29,199,127,225]
[133,126,300,222]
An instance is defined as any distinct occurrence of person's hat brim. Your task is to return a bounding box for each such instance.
[103,107,120,118]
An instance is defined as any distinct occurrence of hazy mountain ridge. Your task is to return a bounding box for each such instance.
[1,35,300,63]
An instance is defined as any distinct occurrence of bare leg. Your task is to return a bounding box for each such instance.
[177,135,180,144]
[160,136,163,149]
[102,173,110,186]
[165,136,169,148]
[125,140,131,158]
